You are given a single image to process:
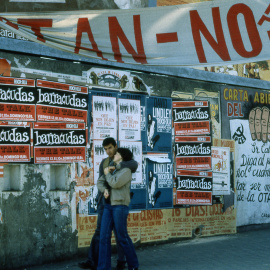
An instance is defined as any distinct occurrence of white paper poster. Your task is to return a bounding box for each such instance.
[93,140,107,184]
[230,119,270,227]
[120,140,143,186]
[92,95,117,140]
[118,99,141,141]
[212,146,230,195]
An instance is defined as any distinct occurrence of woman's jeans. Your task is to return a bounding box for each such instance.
[98,204,139,270]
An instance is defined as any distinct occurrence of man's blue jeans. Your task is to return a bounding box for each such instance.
[98,204,139,270]
[88,200,126,267]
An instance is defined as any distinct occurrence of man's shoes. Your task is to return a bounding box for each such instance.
[78,260,97,270]
[115,260,126,270]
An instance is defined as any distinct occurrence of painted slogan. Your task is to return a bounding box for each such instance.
[221,86,270,226]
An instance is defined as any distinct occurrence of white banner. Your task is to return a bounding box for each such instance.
[1,0,270,67]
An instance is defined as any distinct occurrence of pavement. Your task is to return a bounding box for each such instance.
[23,227,270,270]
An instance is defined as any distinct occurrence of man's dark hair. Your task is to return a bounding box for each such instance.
[102,137,117,147]
[117,147,133,162]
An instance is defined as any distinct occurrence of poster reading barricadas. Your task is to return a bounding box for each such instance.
[0,77,36,121]
[33,122,86,163]
[0,121,31,162]
[176,170,212,205]
[173,101,211,136]
[175,136,212,170]
[36,79,88,122]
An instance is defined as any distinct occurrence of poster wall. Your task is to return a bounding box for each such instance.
[77,206,236,248]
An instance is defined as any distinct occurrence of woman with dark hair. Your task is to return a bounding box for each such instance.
[97,147,139,270]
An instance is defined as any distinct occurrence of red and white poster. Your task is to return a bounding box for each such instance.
[176,170,212,205]
[36,79,88,122]
[33,122,86,164]
[175,136,212,170]
[92,95,117,140]
[173,101,211,136]
[0,121,31,162]
[0,77,36,121]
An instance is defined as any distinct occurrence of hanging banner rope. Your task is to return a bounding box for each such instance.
[0,0,270,67]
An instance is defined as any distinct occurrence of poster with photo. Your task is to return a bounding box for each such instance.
[212,147,230,195]
[0,121,31,162]
[33,122,86,163]
[146,96,172,153]
[118,98,141,141]
[146,159,173,209]
[119,93,147,152]
[176,170,212,205]
[36,79,88,122]
[0,77,36,121]
[92,95,117,140]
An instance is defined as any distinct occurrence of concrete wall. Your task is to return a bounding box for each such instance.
[0,164,78,269]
